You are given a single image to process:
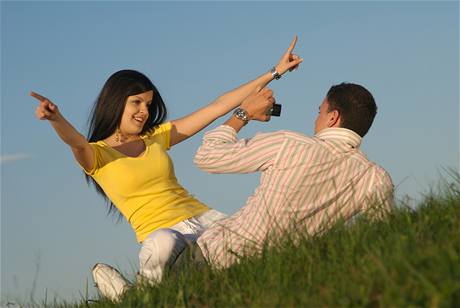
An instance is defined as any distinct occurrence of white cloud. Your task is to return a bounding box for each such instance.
[0,154,30,164]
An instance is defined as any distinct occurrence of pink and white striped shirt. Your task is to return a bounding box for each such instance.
[195,125,394,268]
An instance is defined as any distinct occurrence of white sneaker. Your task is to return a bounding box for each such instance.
[92,263,131,302]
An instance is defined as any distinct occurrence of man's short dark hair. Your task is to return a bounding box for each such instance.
[326,83,377,137]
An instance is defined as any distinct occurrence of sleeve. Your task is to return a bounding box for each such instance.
[193,125,285,174]
[78,143,104,176]
[147,122,172,150]
[364,169,395,220]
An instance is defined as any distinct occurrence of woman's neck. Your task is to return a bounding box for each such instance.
[105,131,140,146]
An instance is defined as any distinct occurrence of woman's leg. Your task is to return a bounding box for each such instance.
[138,228,188,283]
[193,209,228,231]
[167,210,228,272]
[138,210,227,283]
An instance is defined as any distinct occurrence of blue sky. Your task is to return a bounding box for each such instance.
[1,1,458,304]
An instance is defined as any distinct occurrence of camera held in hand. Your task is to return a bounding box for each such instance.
[270,104,282,116]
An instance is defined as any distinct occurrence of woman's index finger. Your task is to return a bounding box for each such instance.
[30,91,47,101]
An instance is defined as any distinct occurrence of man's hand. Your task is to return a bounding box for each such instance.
[241,87,276,122]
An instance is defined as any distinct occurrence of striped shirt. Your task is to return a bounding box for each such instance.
[194,125,394,268]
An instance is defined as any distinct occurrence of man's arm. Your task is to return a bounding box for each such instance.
[223,87,276,133]
[364,169,395,220]
[194,88,285,174]
[194,126,285,174]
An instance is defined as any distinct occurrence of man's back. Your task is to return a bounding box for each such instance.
[195,125,394,268]
[267,128,393,235]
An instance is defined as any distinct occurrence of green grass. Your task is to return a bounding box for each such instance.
[61,172,460,307]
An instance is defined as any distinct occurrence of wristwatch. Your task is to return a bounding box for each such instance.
[233,108,250,125]
[271,66,282,80]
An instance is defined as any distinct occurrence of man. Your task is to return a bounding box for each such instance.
[191,83,394,269]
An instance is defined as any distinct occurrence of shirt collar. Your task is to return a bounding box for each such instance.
[315,127,362,149]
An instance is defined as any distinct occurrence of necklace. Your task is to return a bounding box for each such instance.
[114,128,140,144]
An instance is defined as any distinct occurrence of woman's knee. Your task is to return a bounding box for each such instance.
[138,228,188,283]
[139,228,187,267]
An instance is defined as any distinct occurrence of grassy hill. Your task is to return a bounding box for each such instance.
[62,172,460,307]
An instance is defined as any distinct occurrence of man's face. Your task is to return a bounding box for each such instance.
[314,97,332,134]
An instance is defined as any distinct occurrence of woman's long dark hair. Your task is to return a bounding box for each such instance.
[85,70,167,220]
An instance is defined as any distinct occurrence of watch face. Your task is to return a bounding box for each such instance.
[235,108,248,122]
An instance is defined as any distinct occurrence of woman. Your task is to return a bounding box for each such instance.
[31,37,302,299]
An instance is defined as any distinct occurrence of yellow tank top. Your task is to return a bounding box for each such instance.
[82,122,209,243]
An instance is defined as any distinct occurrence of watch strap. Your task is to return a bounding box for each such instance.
[270,67,282,80]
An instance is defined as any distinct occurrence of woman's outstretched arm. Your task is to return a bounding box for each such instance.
[169,36,303,147]
[30,91,94,171]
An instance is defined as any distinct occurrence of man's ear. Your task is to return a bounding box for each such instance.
[327,109,341,127]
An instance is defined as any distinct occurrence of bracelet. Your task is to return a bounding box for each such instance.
[270,67,282,80]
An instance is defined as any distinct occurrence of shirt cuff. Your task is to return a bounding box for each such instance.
[203,125,238,143]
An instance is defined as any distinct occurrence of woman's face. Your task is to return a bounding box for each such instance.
[119,90,153,135]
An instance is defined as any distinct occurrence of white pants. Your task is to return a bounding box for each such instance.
[138,209,227,283]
